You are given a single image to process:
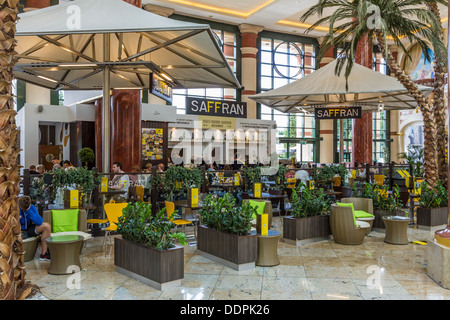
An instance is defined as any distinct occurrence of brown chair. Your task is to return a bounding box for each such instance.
[340,197,374,232]
[243,199,273,233]
[330,204,370,245]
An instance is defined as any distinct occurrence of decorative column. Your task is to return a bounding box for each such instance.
[239,24,264,119]
[352,34,373,165]
[95,0,143,172]
[388,45,399,163]
[318,40,335,163]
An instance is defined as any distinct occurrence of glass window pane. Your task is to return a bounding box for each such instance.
[261,104,272,115]
[206,88,223,98]
[273,115,289,128]
[261,63,272,76]
[274,77,288,88]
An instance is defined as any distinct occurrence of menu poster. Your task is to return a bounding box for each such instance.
[142,128,164,161]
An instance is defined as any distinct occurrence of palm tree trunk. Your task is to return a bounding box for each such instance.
[376,31,438,187]
[0,0,32,300]
[427,1,448,187]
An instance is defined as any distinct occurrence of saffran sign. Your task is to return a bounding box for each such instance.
[314,106,362,120]
[186,97,247,118]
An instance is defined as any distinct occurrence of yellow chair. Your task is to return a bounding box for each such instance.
[86,217,109,232]
[103,202,128,255]
[374,175,385,186]
[165,201,196,243]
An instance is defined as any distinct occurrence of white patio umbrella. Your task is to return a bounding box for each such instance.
[249,59,432,162]
[14,0,240,171]
[249,59,431,112]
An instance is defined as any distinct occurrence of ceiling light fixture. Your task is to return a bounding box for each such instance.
[167,0,275,18]
[37,75,58,83]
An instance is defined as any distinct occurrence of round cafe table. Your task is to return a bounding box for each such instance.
[46,235,84,275]
[382,216,410,245]
[256,230,281,267]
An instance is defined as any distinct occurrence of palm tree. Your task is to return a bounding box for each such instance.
[0,0,32,300]
[426,1,448,187]
[300,0,448,187]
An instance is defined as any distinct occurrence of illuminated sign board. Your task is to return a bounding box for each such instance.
[186,97,247,118]
[150,73,173,103]
[314,107,362,120]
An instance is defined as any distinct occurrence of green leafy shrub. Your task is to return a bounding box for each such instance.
[78,147,95,167]
[353,183,404,212]
[313,164,348,183]
[51,167,100,194]
[290,183,332,218]
[163,166,203,192]
[200,193,256,236]
[398,145,424,177]
[116,202,187,251]
[242,167,261,191]
[419,181,448,208]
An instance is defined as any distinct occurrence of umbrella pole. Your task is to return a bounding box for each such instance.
[102,34,111,173]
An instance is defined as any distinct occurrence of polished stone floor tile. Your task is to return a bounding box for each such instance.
[24,216,450,300]
[307,278,363,300]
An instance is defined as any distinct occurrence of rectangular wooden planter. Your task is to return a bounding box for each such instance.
[282,215,331,245]
[197,225,257,271]
[114,237,184,291]
[417,207,448,229]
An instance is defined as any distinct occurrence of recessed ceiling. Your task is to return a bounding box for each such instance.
[143,0,449,38]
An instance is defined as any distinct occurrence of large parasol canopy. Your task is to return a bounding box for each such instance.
[14,0,240,171]
[249,59,431,113]
[249,59,432,162]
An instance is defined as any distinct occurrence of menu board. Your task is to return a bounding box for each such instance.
[142,128,164,161]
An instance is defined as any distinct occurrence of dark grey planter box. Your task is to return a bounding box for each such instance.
[114,237,184,290]
[417,207,448,229]
[197,225,257,271]
[282,215,331,246]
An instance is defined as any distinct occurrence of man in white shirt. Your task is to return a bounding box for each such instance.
[110,161,130,201]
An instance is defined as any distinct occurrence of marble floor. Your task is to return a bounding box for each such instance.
[24,216,450,300]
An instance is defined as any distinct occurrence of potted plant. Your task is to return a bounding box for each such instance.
[276,165,288,191]
[242,167,261,192]
[370,184,407,229]
[398,145,424,178]
[114,202,187,290]
[417,181,448,229]
[51,166,100,204]
[78,147,95,168]
[282,183,332,245]
[163,166,203,200]
[197,193,258,270]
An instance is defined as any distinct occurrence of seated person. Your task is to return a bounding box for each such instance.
[19,196,52,261]
[109,161,130,201]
